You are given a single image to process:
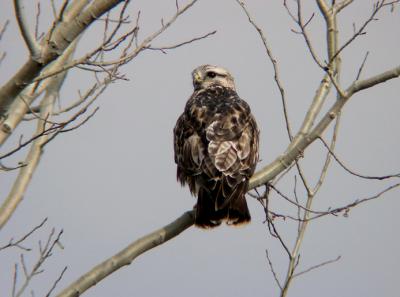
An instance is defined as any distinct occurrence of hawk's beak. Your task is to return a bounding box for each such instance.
[193,72,202,84]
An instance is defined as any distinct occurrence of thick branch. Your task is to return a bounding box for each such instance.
[316,0,338,65]
[0,0,123,116]
[55,211,194,297]
[43,62,400,297]
[0,91,55,230]
[0,37,80,145]
[349,65,400,94]
[249,64,400,189]
[0,40,78,230]
[52,63,400,296]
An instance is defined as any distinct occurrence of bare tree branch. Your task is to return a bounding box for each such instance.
[25,1,201,86]
[13,0,41,58]
[266,249,282,290]
[0,19,10,41]
[14,229,64,297]
[237,0,293,140]
[0,0,124,116]
[0,20,10,68]
[0,218,48,251]
[330,1,397,63]
[45,266,68,297]
[249,63,400,189]
[83,0,199,67]
[1,2,398,296]
[262,182,399,223]
[269,185,325,215]
[349,64,400,93]
[334,0,354,13]
[280,2,342,294]
[284,0,325,68]
[0,93,55,230]
[355,51,369,80]
[265,212,292,259]
[54,211,194,297]
[12,264,18,297]
[318,136,400,180]
[293,255,341,278]
[308,183,400,220]
[313,115,340,194]
[147,30,217,52]
[34,1,42,41]
[0,38,79,230]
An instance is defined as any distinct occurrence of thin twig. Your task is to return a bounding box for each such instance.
[269,185,326,215]
[0,160,27,172]
[12,264,18,297]
[267,181,400,223]
[293,255,341,278]
[266,215,292,259]
[313,114,341,194]
[355,51,369,80]
[266,249,282,290]
[81,0,199,67]
[295,160,312,196]
[31,1,201,83]
[249,64,400,189]
[33,11,138,82]
[0,52,6,67]
[50,0,57,19]
[147,30,217,52]
[0,37,79,229]
[318,136,400,180]
[334,0,354,13]
[0,218,48,251]
[294,1,325,68]
[52,107,99,134]
[0,82,102,161]
[45,266,68,297]
[14,229,64,297]
[293,176,302,232]
[0,20,10,41]
[13,0,41,57]
[35,2,41,41]
[331,1,397,63]
[237,0,293,140]
[47,0,69,43]
[308,183,400,220]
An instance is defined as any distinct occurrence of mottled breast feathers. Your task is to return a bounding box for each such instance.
[174,67,259,228]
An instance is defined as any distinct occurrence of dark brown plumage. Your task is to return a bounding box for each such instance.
[174,65,259,228]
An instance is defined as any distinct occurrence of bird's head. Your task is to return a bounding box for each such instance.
[191,65,236,91]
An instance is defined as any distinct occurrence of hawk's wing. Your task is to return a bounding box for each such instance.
[205,109,259,208]
[174,91,259,210]
[174,113,205,194]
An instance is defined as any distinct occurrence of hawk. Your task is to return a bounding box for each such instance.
[174,65,260,228]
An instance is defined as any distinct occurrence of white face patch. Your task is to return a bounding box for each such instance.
[192,65,236,91]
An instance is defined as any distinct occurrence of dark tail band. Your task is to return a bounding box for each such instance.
[195,187,251,228]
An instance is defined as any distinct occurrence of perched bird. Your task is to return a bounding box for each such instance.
[174,65,259,228]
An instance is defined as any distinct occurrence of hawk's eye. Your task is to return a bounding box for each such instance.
[206,71,217,78]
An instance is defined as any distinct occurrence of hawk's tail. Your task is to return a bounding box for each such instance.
[226,193,251,226]
[195,187,251,228]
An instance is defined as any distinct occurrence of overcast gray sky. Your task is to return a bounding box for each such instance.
[1,1,399,296]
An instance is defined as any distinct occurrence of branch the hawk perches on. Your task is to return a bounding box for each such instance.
[174,65,260,228]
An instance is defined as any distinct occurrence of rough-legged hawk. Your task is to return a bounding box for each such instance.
[174,65,259,228]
